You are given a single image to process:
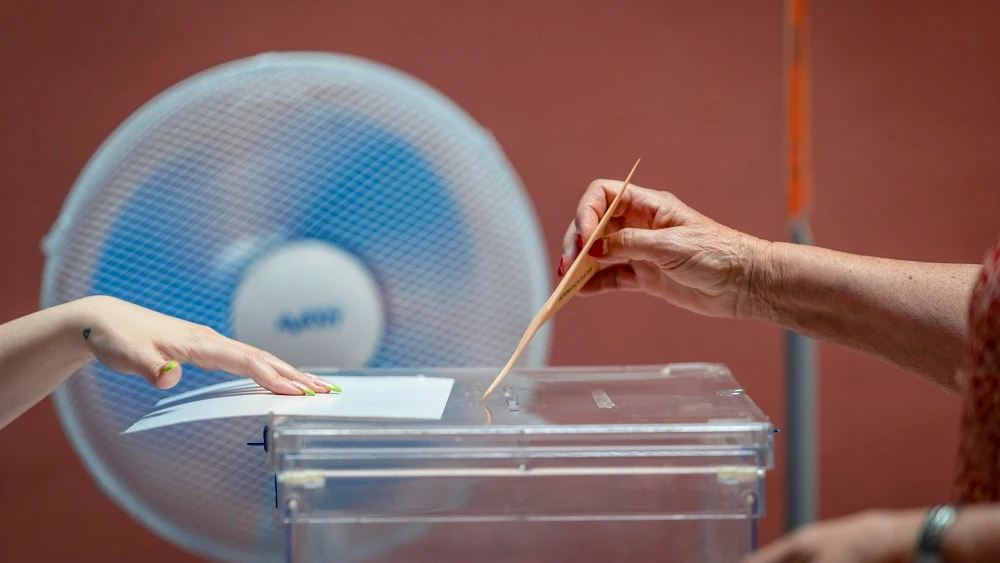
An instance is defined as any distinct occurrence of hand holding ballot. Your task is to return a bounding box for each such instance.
[559,179,765,319]
[561,178,982,393]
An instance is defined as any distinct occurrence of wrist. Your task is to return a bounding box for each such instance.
[736,235,782,322]
[59,297,103,365]
[914,505,959,563]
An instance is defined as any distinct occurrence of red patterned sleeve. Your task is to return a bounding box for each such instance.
[954,237,1000,503]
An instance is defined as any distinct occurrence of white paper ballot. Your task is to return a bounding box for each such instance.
[122,375,455,434]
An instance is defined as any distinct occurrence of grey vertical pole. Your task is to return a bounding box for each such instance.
[784,0,818,532]
[785,223,817,531]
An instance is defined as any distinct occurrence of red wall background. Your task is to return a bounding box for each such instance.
[1,1,998,561]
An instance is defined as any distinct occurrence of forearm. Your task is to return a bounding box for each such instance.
[0,299,95,430]
[748,241,979,391]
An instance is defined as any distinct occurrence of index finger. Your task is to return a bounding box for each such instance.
[574,180,689,242]
[574,181,627,242]
[560,181,631,268]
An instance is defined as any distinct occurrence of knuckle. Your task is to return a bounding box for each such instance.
[195,325,219,338]
[184,326,217,350]
[618,228,635,249]
[183,334,203,350]
[655,190,680,211]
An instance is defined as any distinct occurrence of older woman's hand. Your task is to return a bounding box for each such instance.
[78,295,333,395]
[559,179,769,319]
[741,510,922,563]
[744,504,1000,563]
[559,178,980,389]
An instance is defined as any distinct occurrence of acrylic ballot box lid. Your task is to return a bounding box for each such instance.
[267,364,774,563]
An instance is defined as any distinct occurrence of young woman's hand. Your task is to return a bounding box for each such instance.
[78,295,334,395]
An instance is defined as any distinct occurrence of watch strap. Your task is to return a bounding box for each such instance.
[915,504,958,563]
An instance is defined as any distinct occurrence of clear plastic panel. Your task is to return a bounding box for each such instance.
[270,364,773,563]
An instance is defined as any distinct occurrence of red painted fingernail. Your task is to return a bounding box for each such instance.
[588,238,605,257]
[576,234,584,250]
[557,257,566,277]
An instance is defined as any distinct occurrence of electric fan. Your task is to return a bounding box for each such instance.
[41,52,552,563]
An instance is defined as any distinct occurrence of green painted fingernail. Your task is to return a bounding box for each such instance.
[302,387,316,396]
[326,384,342,393]
[162,361,178,373]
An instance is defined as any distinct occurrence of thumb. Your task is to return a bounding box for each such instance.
[133,347,183,389]
[598,228,665,264]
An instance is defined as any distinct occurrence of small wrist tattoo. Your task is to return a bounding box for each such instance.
[83,327,91,340]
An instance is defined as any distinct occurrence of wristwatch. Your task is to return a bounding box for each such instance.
[915,504,958,563]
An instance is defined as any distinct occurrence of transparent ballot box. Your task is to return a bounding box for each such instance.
[268,364,774,563]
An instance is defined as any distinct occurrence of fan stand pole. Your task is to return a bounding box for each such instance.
[784,0,818,532]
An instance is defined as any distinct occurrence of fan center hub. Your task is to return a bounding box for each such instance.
[231,240,385,369]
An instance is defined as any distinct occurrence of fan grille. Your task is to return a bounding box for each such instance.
[43,53,550,563]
